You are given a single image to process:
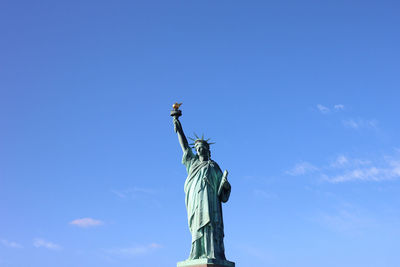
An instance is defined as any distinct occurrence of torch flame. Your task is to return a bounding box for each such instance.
[172,103,182,110]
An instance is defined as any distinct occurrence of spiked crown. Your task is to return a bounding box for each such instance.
[188,133,215,149]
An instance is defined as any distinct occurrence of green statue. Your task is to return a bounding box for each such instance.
[171,103,234,267]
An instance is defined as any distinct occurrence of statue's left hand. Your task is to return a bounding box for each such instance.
[223,179,231,190]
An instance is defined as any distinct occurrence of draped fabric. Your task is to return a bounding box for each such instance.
[182,149,230,260]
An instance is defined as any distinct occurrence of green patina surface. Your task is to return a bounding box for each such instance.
[172,106,234,266]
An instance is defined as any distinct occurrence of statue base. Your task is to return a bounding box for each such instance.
[177,258,235,267]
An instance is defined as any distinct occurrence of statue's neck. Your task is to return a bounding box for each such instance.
[199,156,209,162]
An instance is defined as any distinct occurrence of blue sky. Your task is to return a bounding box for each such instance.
[1,1,400,266]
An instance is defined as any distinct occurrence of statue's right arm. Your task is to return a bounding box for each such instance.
[173,118,190,153]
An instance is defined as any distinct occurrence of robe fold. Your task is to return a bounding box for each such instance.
[182,149,230,260]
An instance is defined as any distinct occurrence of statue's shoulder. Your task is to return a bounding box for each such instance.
[211,159,219,165]
[211,160,222,171]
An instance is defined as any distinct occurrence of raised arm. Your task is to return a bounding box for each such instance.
[173,117,190,152]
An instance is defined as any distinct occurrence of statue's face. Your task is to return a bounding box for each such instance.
[195,143,209,157]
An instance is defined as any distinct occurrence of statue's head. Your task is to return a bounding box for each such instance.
[190,134,214,159]
[194,140,210,158]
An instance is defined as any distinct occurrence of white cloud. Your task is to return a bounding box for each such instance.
[343,119,378,130]
[253,189,277,199]
[390,160,400,176]
[1,239,22,248]
[288,152,400,183]
[111,187,155,199]
[286,161,318,176]
[112,187,162,208]
[107,243,162,256]
[330,155,371,169]
[317,104,330,114]
[317,104,345,114]
[315,204,375,233]
[70,218,104,228]
[324,167,379,183]
[33,239,61,250]
[330,155,349,168]
[353,159,372,165]
[343,119,359,129]
[325,159,400,183]
[334,104,345,110]
[111,190,127,198]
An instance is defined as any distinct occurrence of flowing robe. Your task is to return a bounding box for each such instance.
[182,149,231,260]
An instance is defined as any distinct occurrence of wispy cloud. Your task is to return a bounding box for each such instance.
[70,218,104,228]
[343,118,378,130]
[253,189,277,199]
[316,104,345,114]
[287,152,400,183]
[315,104,379,132]
[324,159,400,183]
[317,104,330,114]
[111,190,127,198]
[285,161,318,176]
[314,204,375,233]
[334,104,345,110]
[111,187,156,199]
[112,186,161,208]
[107,243,162,257]
[33,239,61,250]
[330,155,349,167]
[1,239,22,248]
[329,155,371,169]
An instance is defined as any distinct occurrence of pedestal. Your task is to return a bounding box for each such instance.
[177,258,235,267]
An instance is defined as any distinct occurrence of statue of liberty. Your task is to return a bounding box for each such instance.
[171,103,234,267]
